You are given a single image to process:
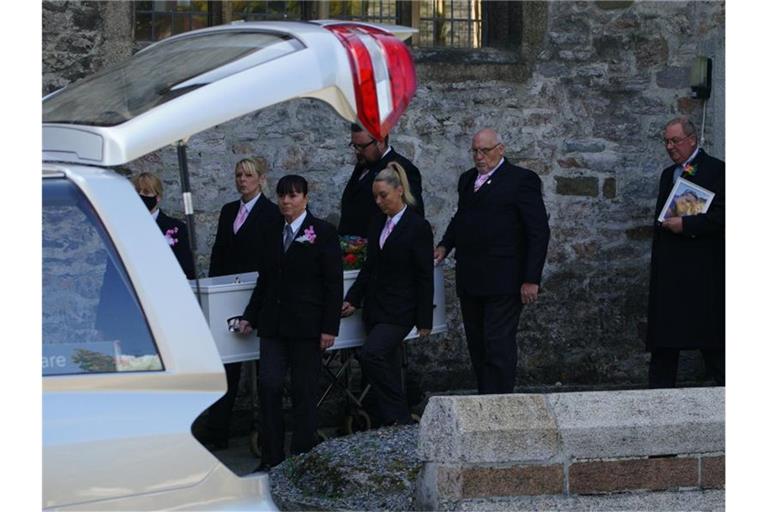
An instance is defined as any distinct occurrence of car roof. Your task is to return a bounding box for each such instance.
[42,20,417,167]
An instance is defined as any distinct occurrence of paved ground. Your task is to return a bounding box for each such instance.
[455,490,725,511]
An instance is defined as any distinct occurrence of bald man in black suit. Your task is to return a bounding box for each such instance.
[435,128,550,395]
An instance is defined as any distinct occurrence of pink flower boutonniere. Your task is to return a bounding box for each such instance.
[294,225,317,244]
[682,163,697,177]
[164,226,179,246]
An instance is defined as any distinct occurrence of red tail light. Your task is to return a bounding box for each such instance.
[325,23,417,140]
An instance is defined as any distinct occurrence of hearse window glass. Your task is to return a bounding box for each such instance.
[42,179,163,376]
[42,31,304,126]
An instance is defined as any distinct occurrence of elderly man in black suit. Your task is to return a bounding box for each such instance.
[202,157,281,450]
[342,162,434,426]
[338,123,424,237]
[646,117,725,388]
[435,128,550,395]
[239,175,343,470]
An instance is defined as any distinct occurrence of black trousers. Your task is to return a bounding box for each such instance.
[359,323,413,426]
[648,348,726,388]
[206,361,242,442]
[258,336,321,467]
[459,293,523,394]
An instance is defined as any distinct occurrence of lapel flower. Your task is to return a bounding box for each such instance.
[164,226,179,246]
[682,163,697,177]
[294,225,317,244]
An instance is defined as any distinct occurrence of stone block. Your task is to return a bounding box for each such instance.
[462,465,564,497]
[595,1,635,10]
[603,177,616,198]
[417,395,560,464]
[701,455,725,489]
[564,139,606,154]
[625,225,653,241]
[634,37,669,70]
[656,66,690,89]
[557,157,583,169]
[555,176,599,197]
[569,457,698,494]
[549,388,725,459]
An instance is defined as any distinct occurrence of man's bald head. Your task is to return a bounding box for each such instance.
[471,128,505,173]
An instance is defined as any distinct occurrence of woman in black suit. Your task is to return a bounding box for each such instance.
[209,157,280,277]
[239,175,343,469]
[341,162,434,426]
[204,157,280,450]
[132,172,195,279]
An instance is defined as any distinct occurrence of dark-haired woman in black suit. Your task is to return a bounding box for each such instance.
[342,162,434,426]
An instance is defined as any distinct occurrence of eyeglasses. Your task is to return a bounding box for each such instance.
[662,133,694,146]
[470,143,501,156]
[349,139,377,151]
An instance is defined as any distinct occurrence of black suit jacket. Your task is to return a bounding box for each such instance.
[156,210,195,279]
[345,207,434,330]
[243,213,343,339]
[438,159,550,297]
[209,195,280,277]
[338,148,424,237]
[647,149,725,350]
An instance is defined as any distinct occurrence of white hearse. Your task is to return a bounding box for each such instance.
[42,20,419,510]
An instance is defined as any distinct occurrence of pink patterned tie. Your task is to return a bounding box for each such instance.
[379,218,394,248]
[233,203,248,234]
[474,172,491,192]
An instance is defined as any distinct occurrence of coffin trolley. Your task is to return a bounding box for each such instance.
[192,265,447,449]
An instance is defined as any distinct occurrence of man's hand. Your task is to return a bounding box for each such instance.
[320,333,336,350]
[418,328,431,337]
[238,319,254,336]
[434,246,447,265]
[340,301,356,318]
[661,216,684,234]
[520,283,540,305]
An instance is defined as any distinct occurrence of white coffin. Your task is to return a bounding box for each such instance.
[192,265,447,363]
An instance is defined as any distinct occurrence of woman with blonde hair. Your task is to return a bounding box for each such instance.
[342,161,434,426]
[203,156,280,451]
[131,172,195,279]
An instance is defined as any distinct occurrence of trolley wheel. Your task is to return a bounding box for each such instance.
[411,413,421,424]
[249,431,261,457]
[344,409,372,435]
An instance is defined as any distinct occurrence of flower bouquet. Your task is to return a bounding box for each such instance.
[339,235,367,270]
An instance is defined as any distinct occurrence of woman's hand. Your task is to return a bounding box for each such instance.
[320,333,336,350]
[340,301,357,317]
[238,319,254,336]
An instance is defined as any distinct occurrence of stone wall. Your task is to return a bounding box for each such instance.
[42,1,726,392]
[416,389,725,509]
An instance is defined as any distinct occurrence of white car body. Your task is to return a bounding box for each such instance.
[42,20,417,510]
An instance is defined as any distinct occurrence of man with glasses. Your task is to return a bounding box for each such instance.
[646,117,725,388]
[338,124,424,237]
[434,128,550,394]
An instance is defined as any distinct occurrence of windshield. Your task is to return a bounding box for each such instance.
[43,30,304,127]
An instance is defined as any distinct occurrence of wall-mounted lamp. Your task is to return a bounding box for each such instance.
[690,56,712,100]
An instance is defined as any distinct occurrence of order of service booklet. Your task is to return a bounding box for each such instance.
[657,176,715,223]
